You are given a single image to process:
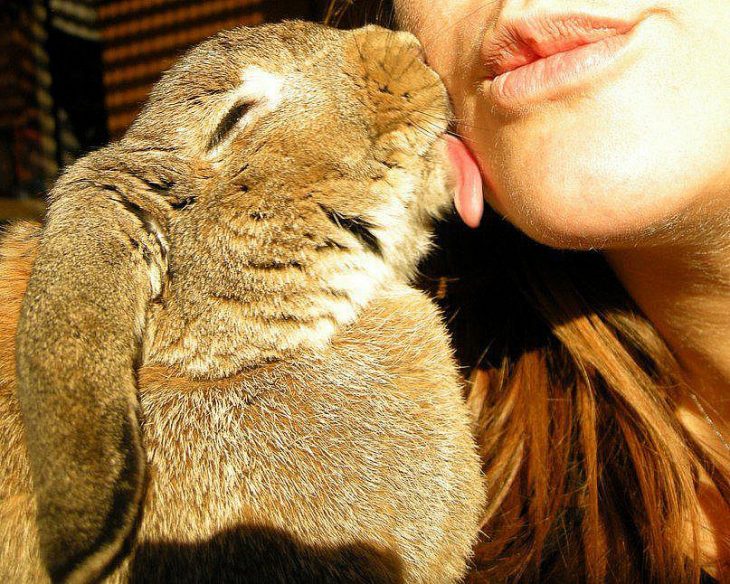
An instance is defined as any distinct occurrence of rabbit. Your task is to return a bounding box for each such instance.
[0,21,485,584]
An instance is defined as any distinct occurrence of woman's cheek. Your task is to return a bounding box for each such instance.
[399,0,730,248]
[457,13,729,248]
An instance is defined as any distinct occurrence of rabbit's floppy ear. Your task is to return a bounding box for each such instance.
[16,145,178,583]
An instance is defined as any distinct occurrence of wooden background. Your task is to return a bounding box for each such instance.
[0,0,333,221]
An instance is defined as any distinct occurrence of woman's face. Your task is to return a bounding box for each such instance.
[395,0,730,248]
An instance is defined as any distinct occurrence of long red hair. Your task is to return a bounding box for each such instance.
[422,213,730,582]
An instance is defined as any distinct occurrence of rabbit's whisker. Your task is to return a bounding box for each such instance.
[414,108,494,134]
[394,77,443,97]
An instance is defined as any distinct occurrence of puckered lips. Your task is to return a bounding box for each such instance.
[482,13,638,108]
[446,14,640,227]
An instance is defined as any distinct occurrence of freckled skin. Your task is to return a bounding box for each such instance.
[0,22,484,584]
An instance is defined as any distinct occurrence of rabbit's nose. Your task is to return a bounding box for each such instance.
[351,26,428,67]
[388,30,427,62]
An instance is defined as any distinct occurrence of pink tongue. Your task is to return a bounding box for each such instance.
[446,135,484,228]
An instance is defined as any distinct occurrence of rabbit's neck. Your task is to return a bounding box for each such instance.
[142,254,396,378]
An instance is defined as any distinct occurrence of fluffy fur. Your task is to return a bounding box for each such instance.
[0,22,484,583]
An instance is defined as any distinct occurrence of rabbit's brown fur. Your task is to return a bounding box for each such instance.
[0,22,484,583]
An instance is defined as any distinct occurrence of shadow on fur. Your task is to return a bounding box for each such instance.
[130,524,403,583]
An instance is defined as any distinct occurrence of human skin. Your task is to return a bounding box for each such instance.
[394,0,730,567]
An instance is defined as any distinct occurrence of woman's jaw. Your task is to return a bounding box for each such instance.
[399,0,730,250]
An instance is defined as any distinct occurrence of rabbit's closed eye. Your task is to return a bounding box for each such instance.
[208,101,255,151]
[207,67,286,153]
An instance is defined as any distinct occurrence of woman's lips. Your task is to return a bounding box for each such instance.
[483,14,638,108]
[491,34,633,105]
[447,15,641,226]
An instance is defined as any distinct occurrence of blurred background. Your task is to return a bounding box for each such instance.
[0,0,346,222]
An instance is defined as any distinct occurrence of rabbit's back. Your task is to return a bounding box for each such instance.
[128,285,483,582]
[0,223,484,583]
[0,223,46,582]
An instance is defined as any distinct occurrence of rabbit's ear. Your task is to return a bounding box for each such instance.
[16,147,174,583]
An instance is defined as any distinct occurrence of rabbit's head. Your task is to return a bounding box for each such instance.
[132,20,452,289]
[16,21,454,583]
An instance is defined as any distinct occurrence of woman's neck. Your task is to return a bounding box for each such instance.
[606,236,730,584]
[606,239,730,426]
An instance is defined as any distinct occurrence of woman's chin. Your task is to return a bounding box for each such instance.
[492,182,689,251]
[504,212,634,250]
